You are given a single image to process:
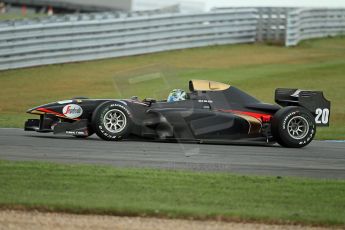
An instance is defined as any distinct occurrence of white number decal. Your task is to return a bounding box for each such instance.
[315,108,329,124]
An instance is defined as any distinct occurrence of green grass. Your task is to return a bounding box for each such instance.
[0,13,46,21]
[0,37,345,139]
[0,160,344,226]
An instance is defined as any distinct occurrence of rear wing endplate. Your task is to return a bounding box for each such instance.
[275,88,331,126]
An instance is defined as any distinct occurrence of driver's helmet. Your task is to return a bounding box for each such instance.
[167,89,187,102]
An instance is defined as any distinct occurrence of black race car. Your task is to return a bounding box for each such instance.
[25,80,330,148]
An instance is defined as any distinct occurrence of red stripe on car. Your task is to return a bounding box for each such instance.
[221,109,272,122]
[37,108,80,120]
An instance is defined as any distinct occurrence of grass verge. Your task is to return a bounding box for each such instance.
[0,160,344,226]
[0,13,47,21]
[0,37,345,139]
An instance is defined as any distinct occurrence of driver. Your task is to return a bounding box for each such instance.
[167,89,187,102]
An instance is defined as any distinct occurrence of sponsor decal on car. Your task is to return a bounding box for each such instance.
[198,99,213,103]
[290,89,302,97]
[57,100,73,104]
[66,130,87,136]
[62,104,83,119]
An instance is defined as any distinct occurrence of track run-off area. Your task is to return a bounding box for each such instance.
[0,128,344,179]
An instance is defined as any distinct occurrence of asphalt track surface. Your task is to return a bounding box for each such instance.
[0,128,344,179]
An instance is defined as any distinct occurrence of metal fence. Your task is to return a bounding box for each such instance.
[255,7,345,45]
[0,7,345,70]
[256,7,292,44]
[285,8,345,46]
[0,8,257,70]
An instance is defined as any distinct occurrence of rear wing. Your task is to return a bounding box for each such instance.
[275,88,331,126]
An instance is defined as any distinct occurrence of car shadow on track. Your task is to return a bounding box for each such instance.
[25,133,281,148]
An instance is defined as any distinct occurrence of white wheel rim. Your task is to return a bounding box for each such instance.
[287,116,309,140]
[103,109,127,133]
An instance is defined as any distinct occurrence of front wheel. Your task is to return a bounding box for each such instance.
[92,102,132,141]
[272,106,316,148]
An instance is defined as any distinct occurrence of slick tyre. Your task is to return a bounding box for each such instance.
[272,106,316,148]
[92,102,132,141]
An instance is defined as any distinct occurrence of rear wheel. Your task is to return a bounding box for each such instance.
[92,102,132,141]
[272,106,316,148]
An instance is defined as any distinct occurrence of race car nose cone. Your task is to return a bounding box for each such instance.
[26,108,37,114]
[26,107,45,115]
